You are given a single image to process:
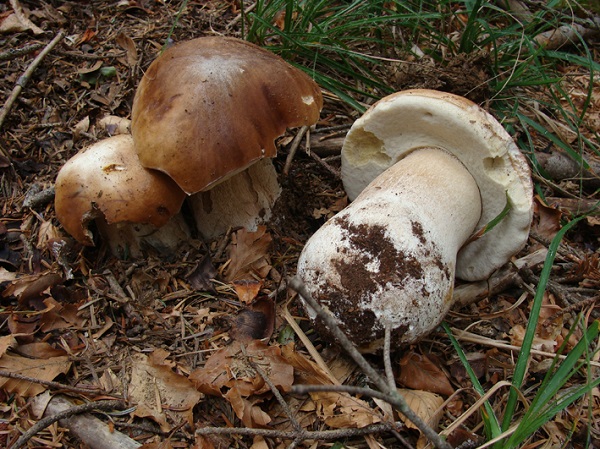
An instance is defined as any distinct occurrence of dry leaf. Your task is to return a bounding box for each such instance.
[187,255,218,292]
[233,279,263,304]
[281,344,381,428]
[533,197,562,240]
[39,297,84,332]
[396,388,443,431]
[128,351,203,432]
[0,352,71,396]
[231,297,275,342]
[0,267,18,283]
[73,115,90,138]
[0,335,17,357]
[398,351,454,396]
[190,340,293,398]
[115,31,138,66]
[2,0,44,34]
[98,115,131,136]
[224,385,272,428]
[313,390,382,428]
[225,226,272,281]
[139,440,174,449]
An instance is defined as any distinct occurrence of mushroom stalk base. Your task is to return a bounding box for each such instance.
[189,158,281,239]
[297,147,482,352]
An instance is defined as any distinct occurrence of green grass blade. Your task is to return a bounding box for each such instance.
[442,322,502,440]
[501,214,587,432]
[505,321,600,447]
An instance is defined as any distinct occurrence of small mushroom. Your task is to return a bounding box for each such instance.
[131,36,323,239]
[296,89,533,352]
[54,135,188,257]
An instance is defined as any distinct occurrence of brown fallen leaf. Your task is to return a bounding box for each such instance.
[231,297,275,342]
[224,226,272,281]
[224,384,272,428]
[0,351,71,397]
[398,351,454,396]
[233,279,263,304]
[115,31,138,67]
[0,335,17,357]
[280,344,382,428]
[533,196,562,240]
[39,297,84,333]
[128,350,203,432]
[187,255,218,292]
[396,388,443,431]
[190,340,293,398]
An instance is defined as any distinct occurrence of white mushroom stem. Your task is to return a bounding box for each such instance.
[297,147,482,352]
[189,158,281,239]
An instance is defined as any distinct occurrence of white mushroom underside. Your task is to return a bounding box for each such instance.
[341,90,533,281]
[298,148,482,351]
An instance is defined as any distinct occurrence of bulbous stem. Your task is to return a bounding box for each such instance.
[297,147,482,352]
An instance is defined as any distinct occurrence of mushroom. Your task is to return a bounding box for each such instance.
[55,134,189,258]
[296,89,533,353]
[131,36,323,239]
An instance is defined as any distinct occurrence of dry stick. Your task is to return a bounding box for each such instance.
[196,422,401,440]
[307,149,341,178]
[383,321,397,391]
[283,125,310,175]
[10,399,129,449]
[288,276,452,449]
[241,346,304,435]
[0,43,45,61]
[0,30,64,134]
[0,369,105,396]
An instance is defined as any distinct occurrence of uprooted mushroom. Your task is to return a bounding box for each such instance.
[54,36,323,256]
[296,89,534,353]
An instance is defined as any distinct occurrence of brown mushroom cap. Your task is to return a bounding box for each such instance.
[55,134,186,245]
[131,36,323,195]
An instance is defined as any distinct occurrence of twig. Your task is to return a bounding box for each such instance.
[0,43,45,61]
[241,345,303,434]
[10,399,129,449]
[0,30,64,135]
[0,369,105,396]
[196,421,402,440]
[283,125,310,175]
[383,321,397,391]
[307,149,341,178]
[288,276,452,449]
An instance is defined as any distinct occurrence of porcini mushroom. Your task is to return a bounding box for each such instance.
[131,36,323,239]
[55,134,189,258]
[296,89,533,352]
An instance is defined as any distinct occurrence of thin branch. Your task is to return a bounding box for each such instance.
[288,276,452,449]
[283,125,310,175]
[0,43,45,61]
[10,399,128,449]
[196,421,402,440]
[241,345,303,434]
[0,369,106,396]
[383,320,397,391]
[0,30,64,135]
